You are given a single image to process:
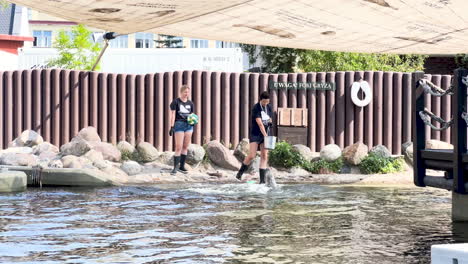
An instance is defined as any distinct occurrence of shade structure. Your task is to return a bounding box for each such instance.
[9,0,468,54]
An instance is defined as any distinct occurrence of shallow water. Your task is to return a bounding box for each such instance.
[0,183,465,264]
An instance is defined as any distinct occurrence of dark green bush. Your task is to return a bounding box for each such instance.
[269,141,304,169]
[303,158,344,174]
[358,153,405,174]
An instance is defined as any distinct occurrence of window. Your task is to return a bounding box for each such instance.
[216,41,239,48]
[110,34,128,48]
[190,39,208,48]
[135,33,154,48]
[33,30,52,47]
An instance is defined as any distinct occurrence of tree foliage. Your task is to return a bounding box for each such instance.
[241,44,427,73]
[47,24,102,71]
[155,35,183,48]
[0,0,9,10]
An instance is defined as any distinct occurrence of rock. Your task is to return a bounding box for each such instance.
[100,166,129,182]
[186,144,205,165]
[402,142,414,164]
[320,144,342,162]
[206,140,241,170]
[93,159,111,170]
[369,144,391,158]
[8,138,21,148]
[117,141,135,154]
[426,139,453,150]
[0,153,38,166]
[89,142,121,162]
[340,164,361,174]
[33,142,59,156]
[0,147,33,155]
[343,142,368,165]
[76,126,101,142]
[38,151,58,160]
[121,161,142,175]
[288,167,311,177]
[61,155,92,169]
[234,138,250,161]
[136,142,159,162]
[84,149,104,163]
[12,130,44,147]
[293,144,316,162]
[402,141,412,153]
[60,138,92,156]
[48,159,63,168]
[0,171,27,192]
[158,151,174,166]
[246,156,260,174]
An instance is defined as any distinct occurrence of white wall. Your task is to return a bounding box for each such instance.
[0,51,19,71]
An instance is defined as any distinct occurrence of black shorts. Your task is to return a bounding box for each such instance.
[249,134,265,150]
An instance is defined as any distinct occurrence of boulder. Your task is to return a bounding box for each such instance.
[61,155,92,169]
[48,159,63,168]
[369,144,391,159]
[136,142,159,162]
[206,140,241,170]
[117,141,135,154]
[343,142,368,165]
[38,151,58,160]
[93,159,111,170]
[288,167,311,177]
[89,142,121,162]
[340,164,361,174]
[186,144,205,165]
[12,130,44,147]
[402,142,414,164]
[100,166,129,183]
[0,171,27,192]
[246,156,260,174]
[33,142,59,155]
[157,152,174,165]
[425,139,453,150]
[84,149,104,163]
[0,147,33,155]
[0,153,38,166]
[234,138,250,161]
[60,138,92,156]
[293,144,316,162]
[121,161,142,175]
[76,126,101,142]
[320,144,342,162]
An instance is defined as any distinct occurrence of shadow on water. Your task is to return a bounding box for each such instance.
[0,183,460,263]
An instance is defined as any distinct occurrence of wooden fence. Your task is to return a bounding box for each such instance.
[0,69,452,154]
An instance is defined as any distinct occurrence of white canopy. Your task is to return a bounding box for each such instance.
[10,0,468,54]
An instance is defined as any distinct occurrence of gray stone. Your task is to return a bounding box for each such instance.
[157,152,174,166]
[234,138,250,161]
[38,151,58,160]
[61,155,92,169]
[402,142,414,164]
[246,156,260,174]
[117,141,135,154]
[60,138,92,156]
[402,141,412,153]
[12,130,44,147]
[0,153,38,166]
[84,149,104,163]
[320,144,342,162]
[186,144,205,165]
[343,142,368,165]
[0,147,33,155]
[93,159,111,170]
[33,142,59,155]
[121,161,142,175]
[89,142,121,162]
[206,140,241,170]
[293,144,315,162]
[369,145,391,158]
[288,167,311,177]
[426,139,453,150]
[136,142,159,162]
[76,126,101,142]
[48,159,63,168]
[0,171,27,192]
[340,164,361,174]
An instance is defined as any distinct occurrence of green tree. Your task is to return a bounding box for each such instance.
[0,0,9,9]
[241,44,427,73]
[47,24,102,71]
[155,35,183,48]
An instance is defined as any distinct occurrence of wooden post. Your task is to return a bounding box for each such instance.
[452,68,468,194]
[412,71,426,187]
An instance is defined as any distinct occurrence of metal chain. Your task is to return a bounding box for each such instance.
[419,79,453,97]
[418,109,453,131]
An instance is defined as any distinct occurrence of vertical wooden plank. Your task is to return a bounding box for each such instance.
[402,73,412,146]
[240,73,250,140]
[288,73,297,108]
[70,70,80,138]
[117,74,127,142]
[393,72,403,154]
[13,71,22,139]
[201,71,212,144]
[259,73,269,94]
[164,72,173,151]
[4,72,13,146]
[23,70,32,131]
[383,72,393,153]
[89,71,99,129]
[441,75,452,143]
[344,71,355,147]
[354,71,364,144]
[42,69,51,142]
[269,74,278,136]
[373,71,384,146]
[79,71,89,130]
[326,72,336,144]
[0,72,4,148]
[108,74,117,144]
[136,74,145,144]
[230,72,240,148]
[452,69,467,194]
[413,71,426,188]
[278,74,288,108]
[317,72,326,150]
[335,72,345,149]
[211,72,222,142]
[307,73,317,151]
[297,73,307,108]
[250,73,260,109]
[154,73,164,150]
[431,75,442,141]
[99,73,108,143]
[363,71,374,148]
[424,74,433,140]
[145,74,154,145]
[221,72,231,147]
[192,71,202,145]
[60,70,70,145]
[51,69,60,146]
[127,74,136,145]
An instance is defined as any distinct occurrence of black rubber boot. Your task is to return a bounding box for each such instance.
[259,169,266,184]
[171,156,181,175]
[236,163,249,180]
[179,154,188,174]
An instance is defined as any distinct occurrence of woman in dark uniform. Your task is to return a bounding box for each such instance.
[236,91,273,184]
[169,85,195,175]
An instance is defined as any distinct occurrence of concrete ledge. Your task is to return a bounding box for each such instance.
[453,192,468,222]
[0,171,27,192]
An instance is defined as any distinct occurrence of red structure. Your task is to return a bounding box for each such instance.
[0,34,33,55]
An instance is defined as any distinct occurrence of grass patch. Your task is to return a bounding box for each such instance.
[303,157,343,174]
